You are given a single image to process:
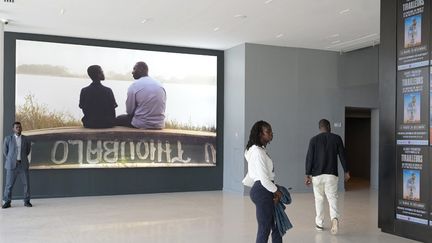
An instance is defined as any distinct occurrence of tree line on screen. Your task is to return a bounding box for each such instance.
[16,64,215,85]
[17,64,130,81]
[16,94,215,132]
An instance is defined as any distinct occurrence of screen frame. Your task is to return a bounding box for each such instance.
[3,32,224,197]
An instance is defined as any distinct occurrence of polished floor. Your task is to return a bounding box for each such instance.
[0,186,418,243]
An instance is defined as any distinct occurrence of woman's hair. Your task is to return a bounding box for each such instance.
[246,120,271,150]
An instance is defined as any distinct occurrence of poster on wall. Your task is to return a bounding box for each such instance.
[396,67,429,145]
[396,146,429,225]
[397,0,430,71]
[16,40,218,169]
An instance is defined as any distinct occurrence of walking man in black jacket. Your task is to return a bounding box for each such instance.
[304,119,350,235]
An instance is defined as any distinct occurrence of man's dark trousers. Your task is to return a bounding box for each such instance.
[3,161,30,203]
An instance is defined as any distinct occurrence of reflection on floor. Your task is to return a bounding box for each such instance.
[345,177,370,191]
[0,189,419,243]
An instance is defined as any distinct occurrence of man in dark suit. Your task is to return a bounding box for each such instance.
[2,122,32,208]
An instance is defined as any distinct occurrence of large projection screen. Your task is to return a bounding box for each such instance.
[3,32,224,197]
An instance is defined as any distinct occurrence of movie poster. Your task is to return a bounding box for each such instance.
[16,40,218,169]
[396,67,429,145]
[396,0,430,226]
[397,0,430,70]
[396,146,429,225]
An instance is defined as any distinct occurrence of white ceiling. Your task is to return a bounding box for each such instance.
[0,0,380,52]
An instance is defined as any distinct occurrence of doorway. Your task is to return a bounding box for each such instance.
[345,107,371,191]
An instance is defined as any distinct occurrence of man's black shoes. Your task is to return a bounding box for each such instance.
[2,202,11,209]
[2,201,33,208]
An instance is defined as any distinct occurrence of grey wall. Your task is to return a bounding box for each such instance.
[224,43,379,193]
[223,44,246,193]
[338,46,379,87]
[338,47,379,109]
[245,44,333,192]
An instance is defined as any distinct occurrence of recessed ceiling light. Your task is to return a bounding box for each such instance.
[213,27,220,32]
[264,0,273,4]
[339,8,350,15]
[331,40,341,44]
[234,14,247,19]
[276,34,284,38]
[60,9,65,15]
[141,18,153,24]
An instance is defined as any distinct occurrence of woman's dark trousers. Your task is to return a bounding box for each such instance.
[250,181,282,243]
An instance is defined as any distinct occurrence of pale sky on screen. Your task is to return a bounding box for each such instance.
[16,40,217,82]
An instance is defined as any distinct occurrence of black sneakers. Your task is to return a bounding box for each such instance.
[2,202,11,209]
[24,202,33,207]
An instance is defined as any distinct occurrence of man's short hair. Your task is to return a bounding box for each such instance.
[136,61,149,75]
[87,65,101,80]
[12,121,21,127]
[318,119,330,131]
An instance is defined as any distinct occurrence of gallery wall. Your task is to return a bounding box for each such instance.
[223,43,379,193]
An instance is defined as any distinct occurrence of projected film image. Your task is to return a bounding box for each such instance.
[16,40,218,169]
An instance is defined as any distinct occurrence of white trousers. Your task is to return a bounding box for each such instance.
[312,174,339,227]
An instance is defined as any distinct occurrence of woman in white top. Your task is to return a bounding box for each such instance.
[243,120,283,243]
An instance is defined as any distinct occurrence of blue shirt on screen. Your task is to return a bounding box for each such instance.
[126,76,166,129]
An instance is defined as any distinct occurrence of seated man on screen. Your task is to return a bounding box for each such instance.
[79,65,118,128]
[116,61,166,129]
